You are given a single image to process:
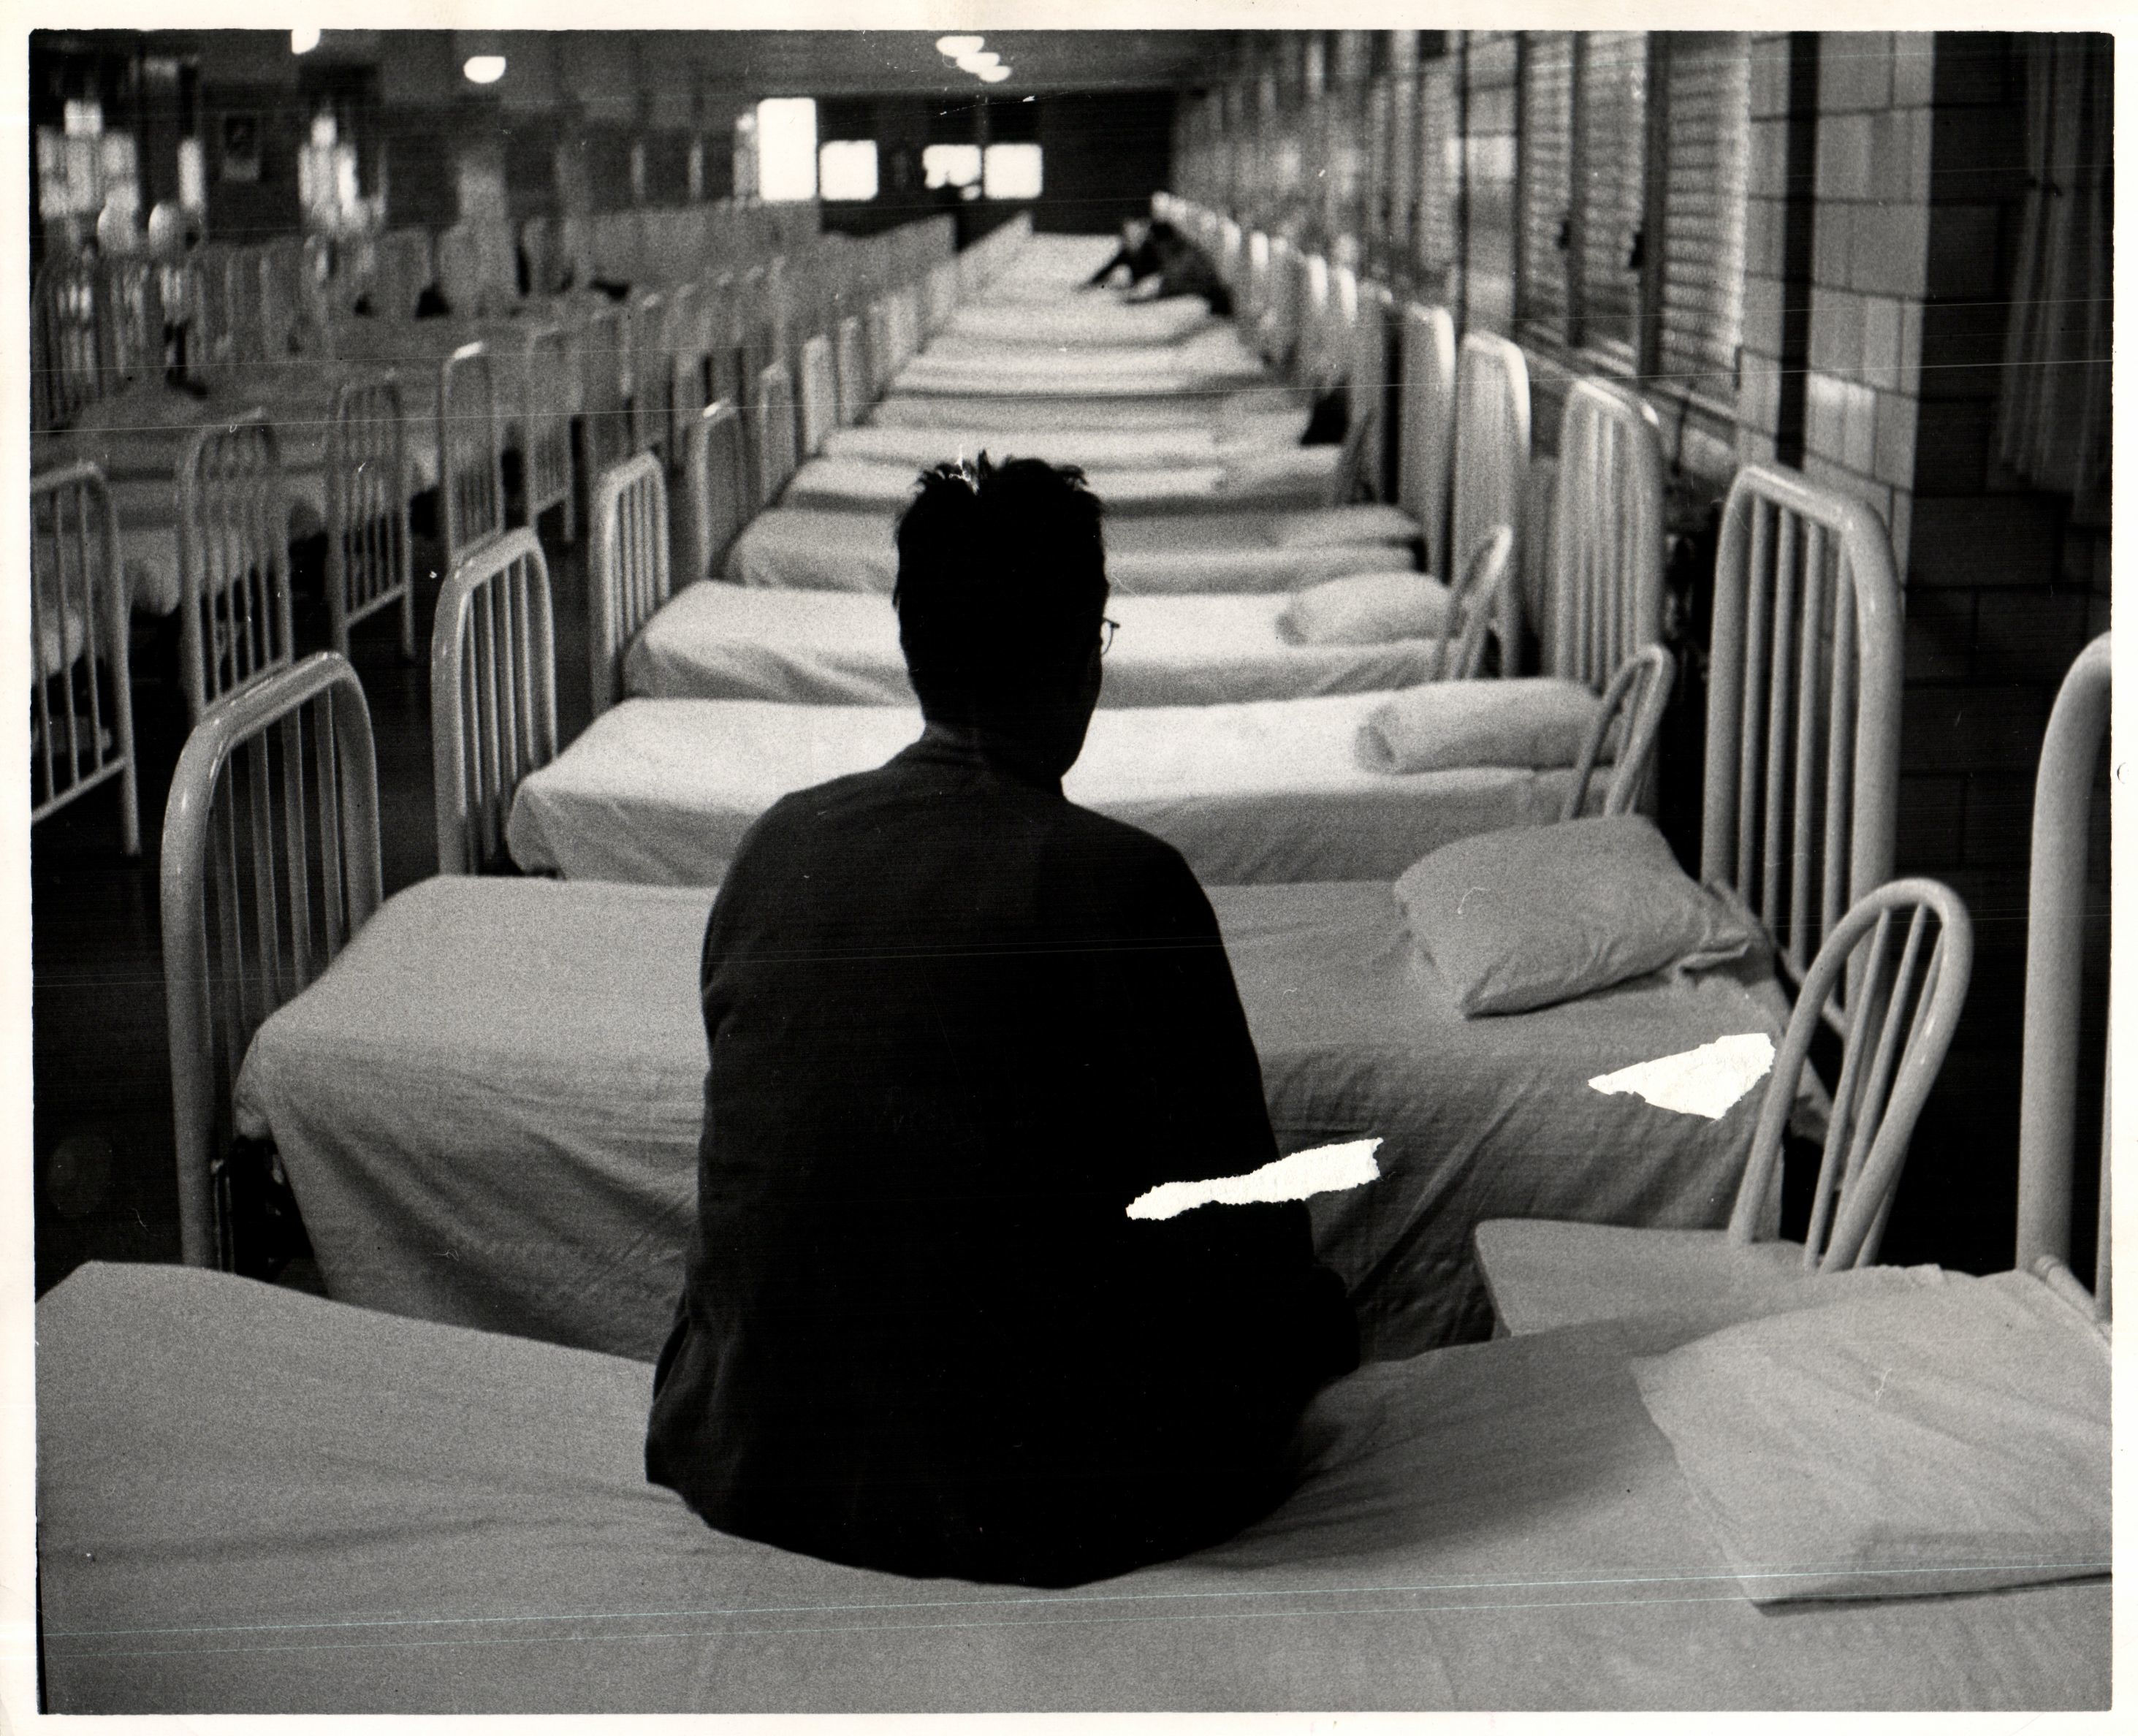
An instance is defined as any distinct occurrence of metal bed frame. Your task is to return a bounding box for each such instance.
[587,454,672,720]
[438,341,506,575]
[31,462,141,853]
[2015,633,2112,1309]
[683,401,750,584]
[1397,302,1458,577]
[753,359,799,511]
[1544,379,1666,690]
[1703,462,1903,1020]
[176,411,296,721]
[798,331,840,461]
[430,528,559,877]
[324,373,416,661]
[161,650,381,1266]
[1447,332,1533,679]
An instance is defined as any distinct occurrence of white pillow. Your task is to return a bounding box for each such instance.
[1393,814,1762,1016]
[1278,571,1456,647]
[1357,677,1599,775]
[1631,1270,2112,1604]
[1269,504,1422,549]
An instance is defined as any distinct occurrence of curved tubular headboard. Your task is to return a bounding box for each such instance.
[685,401,750,582]
[1546,378,1667,690]
[430,527,559,877]
[1398,302,1458,573]
[31,461,140,853]
[798,332,840,460]
[835,315,870,426]
[161,650,380,1266]
[1563,643,1677,823]
[580,300,633,477]
[177,411,296,721]
[324,372,414,662]
[588,453,672,720]
[1449,332,1533,678]
[2015,633,2112,1304]
[1703,462,1903,1015]
[628,289,670,461]
[754,359,799,511]
[438,341,506,573]
[517,322,577,541]
[1345,277,1393,503]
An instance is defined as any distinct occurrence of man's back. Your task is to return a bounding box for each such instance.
[646,731,1356,1585]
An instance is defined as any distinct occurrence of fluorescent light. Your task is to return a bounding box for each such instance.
[978,65,1011,83]
[290,27,322,54]
[462,55,506,85]
[935,35,984,56]
[956,51,1000,72]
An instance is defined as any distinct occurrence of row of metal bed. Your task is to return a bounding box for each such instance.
[34,212,2112,1710]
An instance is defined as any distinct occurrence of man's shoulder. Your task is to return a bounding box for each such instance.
[1055,802,1210,919]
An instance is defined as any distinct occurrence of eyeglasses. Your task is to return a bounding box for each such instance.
[1097,617,1119,658]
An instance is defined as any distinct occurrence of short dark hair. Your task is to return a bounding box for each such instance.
[892,457,1108,725]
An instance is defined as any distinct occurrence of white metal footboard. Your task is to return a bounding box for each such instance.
[1546,378,1666,690]
[161,650,381,1265]
[2016,633,2112,1301]
[1703,462,1903,1018]
[1449,332,1532,678]
[588,454,672,718]
[430,527,559,875]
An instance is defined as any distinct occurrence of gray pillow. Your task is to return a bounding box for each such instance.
[1393,814,1762,1016]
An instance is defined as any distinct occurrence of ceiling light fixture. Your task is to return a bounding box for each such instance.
[979,65,1012,83]
[290,27,321,54]
[463,55,507,85]
[935,35,984,57]
[956,51,1000,72]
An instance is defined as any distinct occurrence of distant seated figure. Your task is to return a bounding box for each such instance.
[1084,216,1162,289]
[1135,221,1233,318]
[646,457,1358,1588]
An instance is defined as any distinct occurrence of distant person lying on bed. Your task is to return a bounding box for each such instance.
[647,457,1358,1588]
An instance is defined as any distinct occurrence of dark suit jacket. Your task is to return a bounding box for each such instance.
[646,727,1357,1586]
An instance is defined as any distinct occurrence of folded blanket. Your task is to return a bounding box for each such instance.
[1279,571,1456,646]
[1357,677,1599,774]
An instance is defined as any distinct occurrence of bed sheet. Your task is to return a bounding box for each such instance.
[823,419,1306,469]
[888,355,1266,399]
[237,875,1776,1366]
[1219,881,1794,1354]
[911,323,1265,376]
[947,297,1214,346]
[784,449,1342,516]
[727,508,1405,595]
[625,585,1445,709]
[504,694,1570,887]
[38,1260,2107,1714]
[867,388,1299,433]
[233,877,712,1355]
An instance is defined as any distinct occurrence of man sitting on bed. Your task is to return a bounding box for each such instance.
[647,457,1358,1588]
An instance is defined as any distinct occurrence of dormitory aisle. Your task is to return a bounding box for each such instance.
[21,26,2115,1717]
